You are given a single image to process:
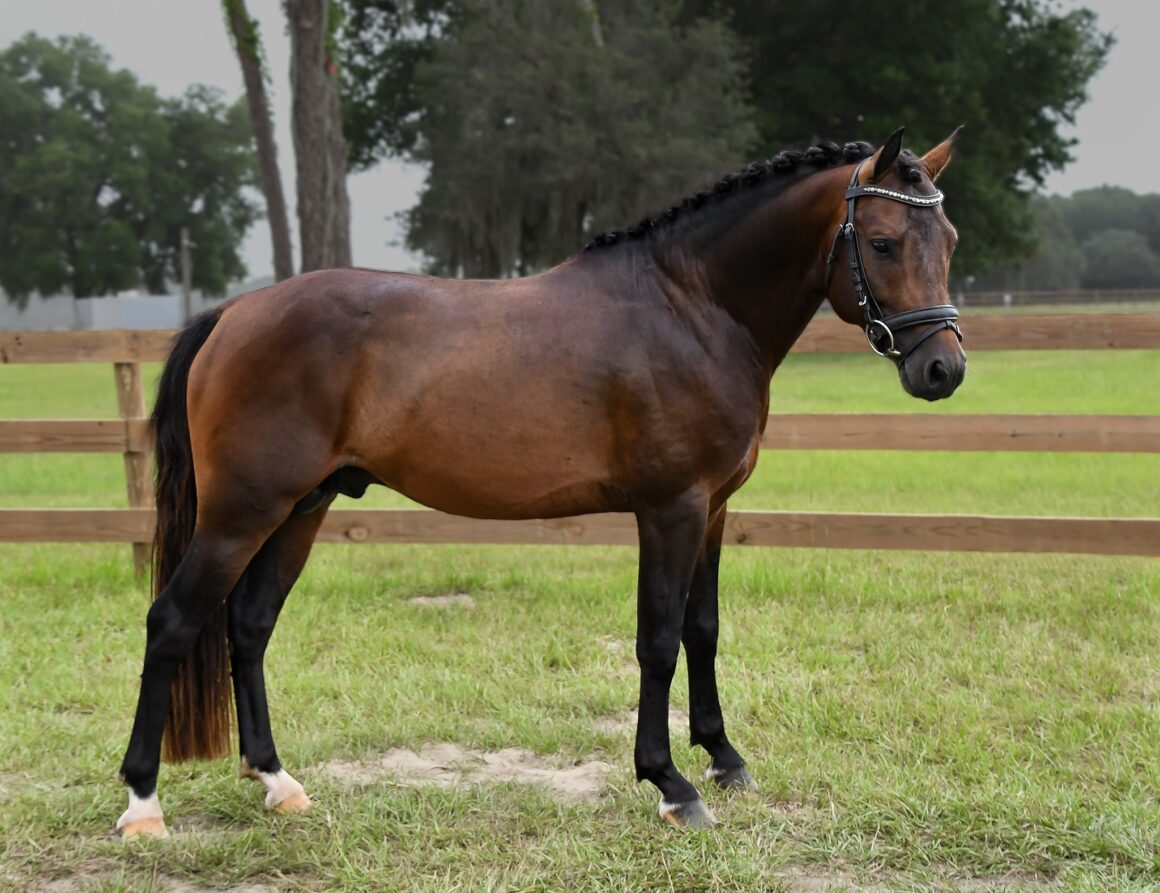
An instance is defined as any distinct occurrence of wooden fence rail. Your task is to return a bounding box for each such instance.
[2,315,1158,567]
[5,413,1160,455]
[2,508,1158,557]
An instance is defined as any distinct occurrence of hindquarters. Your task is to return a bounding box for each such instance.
[149,309,233,762]
[149,278,377,763]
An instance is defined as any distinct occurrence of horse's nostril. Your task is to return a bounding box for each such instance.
[927,358,949,387]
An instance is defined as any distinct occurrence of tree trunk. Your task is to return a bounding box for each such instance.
[579,0,605,48]
[224,0,295,282]
[285,0,352,272]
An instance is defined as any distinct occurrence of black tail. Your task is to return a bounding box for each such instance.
[151,308,232,763]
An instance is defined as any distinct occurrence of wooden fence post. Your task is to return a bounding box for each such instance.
[114,361,152,578]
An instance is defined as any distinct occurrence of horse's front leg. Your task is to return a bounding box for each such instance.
[683,505,757,791]
[634,493,713,828]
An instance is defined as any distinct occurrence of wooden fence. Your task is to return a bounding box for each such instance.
[3,313,1159,572]
[960,287,1160,308]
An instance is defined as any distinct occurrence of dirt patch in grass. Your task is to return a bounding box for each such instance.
[406,591,476,608]
[319,742,611,803]
[48,876,273,890]
[598,635,629,654]
[591,707,688,736]
[774,869,1057,892]
[0,770,32,797]
[952,873,1058,891]
[32,867,275,893]
[775,870,887,893]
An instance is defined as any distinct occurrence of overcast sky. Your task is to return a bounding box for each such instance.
[0,0,1150,282]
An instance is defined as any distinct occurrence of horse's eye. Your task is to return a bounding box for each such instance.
[870,239,890,255]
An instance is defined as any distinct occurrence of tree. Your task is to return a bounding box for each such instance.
[285,0,352,271]
[339,0,461,172]
[678,0,1112,277]
[974,195,1086,292]
[339,0,755,276]
[979,185,1160,292]
[1140,194,1160,257]
[0,34,259,303]
[144,87,262,294]
[1079,229,1160,290]
[1056,185,1147,247]
[223,0,295,281]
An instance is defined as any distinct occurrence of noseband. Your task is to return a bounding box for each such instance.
[825,160,963,361]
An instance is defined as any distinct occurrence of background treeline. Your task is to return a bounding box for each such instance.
[340,0,1111,279]
[0,35,257,304]
[0,0,1120,300]
[977,187,1160,292]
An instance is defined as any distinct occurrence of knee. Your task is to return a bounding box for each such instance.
[636,636,680,677]
[682,613,718,651]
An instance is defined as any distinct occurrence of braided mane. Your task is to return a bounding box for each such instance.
[585,140,914,251]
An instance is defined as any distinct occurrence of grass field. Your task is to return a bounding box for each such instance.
[1,350,1159,892]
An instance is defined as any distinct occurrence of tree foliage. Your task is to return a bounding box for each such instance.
[981,186,1160,291]
[339,0,459,172]
[975,195,1086,291]
[1055,185,1160,252]
[678,0,1112,277]
[339,0,755,277]
[340,0,1110,278]
[1077,229,1160,289]
[0,34,259,304]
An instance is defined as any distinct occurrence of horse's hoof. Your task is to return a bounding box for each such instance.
[272,790,312,815]
[117,816,170,840]
[706,764,758,793]
[258,768,311,814]
[116,791,168,840]
[659,797,716,829]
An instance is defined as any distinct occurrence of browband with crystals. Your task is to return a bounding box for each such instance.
[846,183,945,205]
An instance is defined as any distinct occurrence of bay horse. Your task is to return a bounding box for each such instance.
[116,128,966,837]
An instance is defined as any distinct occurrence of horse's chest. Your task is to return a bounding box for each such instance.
[625,395,763,497]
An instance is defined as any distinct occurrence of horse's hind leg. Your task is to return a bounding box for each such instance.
[117,518,280,838]
[230,506,330,814]
[683,505,756,792]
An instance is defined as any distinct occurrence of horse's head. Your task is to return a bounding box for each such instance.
[826,127,966,401]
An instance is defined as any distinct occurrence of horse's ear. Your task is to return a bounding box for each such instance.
[921,125,964,182]
[860,127,906,183]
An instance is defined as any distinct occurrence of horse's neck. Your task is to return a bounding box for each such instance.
[658,167,846,374]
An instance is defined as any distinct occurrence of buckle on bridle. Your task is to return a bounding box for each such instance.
[865,319,898,358]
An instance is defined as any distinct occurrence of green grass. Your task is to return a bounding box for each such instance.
[957,301,1160,315]
[1,352,1159,891]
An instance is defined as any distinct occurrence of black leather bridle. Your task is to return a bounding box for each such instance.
[825,159,963,361]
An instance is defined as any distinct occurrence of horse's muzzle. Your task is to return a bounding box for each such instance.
[899,335,966,401]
